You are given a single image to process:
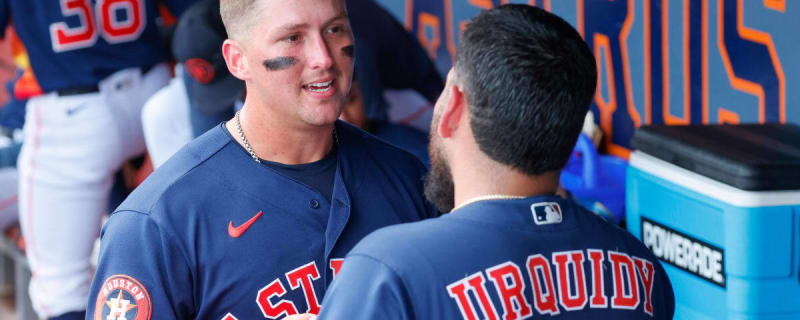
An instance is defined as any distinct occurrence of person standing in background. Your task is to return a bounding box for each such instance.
[318,5,674,319]
[0,1,195,319]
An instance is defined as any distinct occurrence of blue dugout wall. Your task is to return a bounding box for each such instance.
[375,0,798,158]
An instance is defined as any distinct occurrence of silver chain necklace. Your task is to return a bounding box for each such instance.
[234,110,338,164]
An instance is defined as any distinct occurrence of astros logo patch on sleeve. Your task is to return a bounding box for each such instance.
[531,202,563,225]
[94,275,152,320]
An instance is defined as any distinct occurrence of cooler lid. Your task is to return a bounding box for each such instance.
[630,124,800,191]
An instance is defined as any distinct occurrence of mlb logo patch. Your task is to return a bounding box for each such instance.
[530,202,563,225]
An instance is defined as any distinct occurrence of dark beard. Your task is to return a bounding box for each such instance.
[424,139,455,213]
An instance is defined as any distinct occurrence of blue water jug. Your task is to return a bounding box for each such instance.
[560,133,628,224]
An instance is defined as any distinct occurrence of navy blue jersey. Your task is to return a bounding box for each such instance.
[319,196,675,320]
[88,121,438,320]
[0,0,194,92]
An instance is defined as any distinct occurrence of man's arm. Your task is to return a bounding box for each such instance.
[87,211,193,319]
[318,255,413,320]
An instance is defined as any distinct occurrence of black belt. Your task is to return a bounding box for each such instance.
[55,64,157,96]
[56,85,99,96]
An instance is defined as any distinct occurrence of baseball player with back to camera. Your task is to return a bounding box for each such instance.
[318,5,675,320]
[0,1,194,319]
[87,0,438,319]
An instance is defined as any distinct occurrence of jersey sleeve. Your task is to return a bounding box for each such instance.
[319,254,413,320]
[88,211,193,320]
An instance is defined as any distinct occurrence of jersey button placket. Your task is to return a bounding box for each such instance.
[310,199,320,209]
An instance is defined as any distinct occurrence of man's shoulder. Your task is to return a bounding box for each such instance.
[116,125,233,215]
[348,217,453,263]
[565,203,669,275]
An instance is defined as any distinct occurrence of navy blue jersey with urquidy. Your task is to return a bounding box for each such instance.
[319,196,675,320]
[88,121,438,320]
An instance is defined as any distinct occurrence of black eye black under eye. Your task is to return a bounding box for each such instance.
[263,57,298,71]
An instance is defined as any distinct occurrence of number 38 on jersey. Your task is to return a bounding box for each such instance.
[50,0,146,52]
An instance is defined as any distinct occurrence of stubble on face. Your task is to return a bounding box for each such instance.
[424,102,455,213]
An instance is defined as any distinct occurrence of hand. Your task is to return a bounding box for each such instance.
[284,314,317,320]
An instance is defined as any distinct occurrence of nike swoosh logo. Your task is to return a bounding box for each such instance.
[228,211,263,238]
[65,103,88,116]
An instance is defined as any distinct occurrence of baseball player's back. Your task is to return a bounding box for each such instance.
[88,120,438,319]
[320,196,675,319]
[0,1,190,91]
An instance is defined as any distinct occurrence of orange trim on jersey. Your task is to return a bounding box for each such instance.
[717,0,786,123]
[763,0,785,12]
[718,107,740,124]
[620,0,642,127]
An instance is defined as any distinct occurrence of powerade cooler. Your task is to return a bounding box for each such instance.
[625,124,800,320]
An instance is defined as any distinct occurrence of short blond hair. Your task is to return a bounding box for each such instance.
[219,0,261,40]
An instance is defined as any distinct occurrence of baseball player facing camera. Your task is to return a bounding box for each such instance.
[319,5,675,320]
[88,0,437,319]
[0,1,194,319]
